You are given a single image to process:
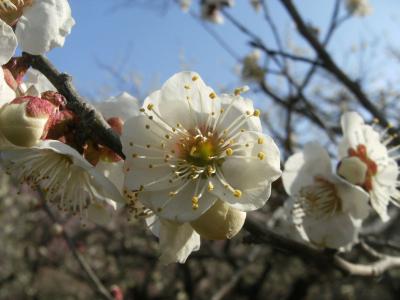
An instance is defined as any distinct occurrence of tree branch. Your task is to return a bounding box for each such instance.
[22,53,125,159]
[279,0,398,135]
[244,216,400,277]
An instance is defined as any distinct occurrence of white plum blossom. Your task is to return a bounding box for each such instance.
[249,0,261,12]
[337,111,400,222]
[122,71,281,263]
[179,0,192,12]
[201,0,234,24]
[241,50,264,83]
[345,0,372,17]
[0,140,125,224]
[0,0,75,55]
[283,142,370,249]
[122,71,281,223]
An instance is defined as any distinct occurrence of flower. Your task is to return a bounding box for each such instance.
[0,140,125,224]
[179,0,192,12]
[337,111,399,222]
[249,0,261,12]
[0,0,75,55]
[122,71,281,224]
[201,0,234,24]
[282,142,369,249]
[241,50,264,83]
[345,0,372,17]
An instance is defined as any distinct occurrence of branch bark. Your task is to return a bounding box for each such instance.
[22,53,125,159]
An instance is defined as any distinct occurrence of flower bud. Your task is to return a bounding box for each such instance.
[337,156,368,185]
[0,96,57,147]
[190,200,246,240]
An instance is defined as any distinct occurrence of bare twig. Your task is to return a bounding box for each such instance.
[279,0,399,137]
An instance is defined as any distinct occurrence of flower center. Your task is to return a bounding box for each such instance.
[296,176,341,219]
[345,144,377,191]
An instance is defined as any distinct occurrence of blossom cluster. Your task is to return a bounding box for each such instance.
[0,0,398,267]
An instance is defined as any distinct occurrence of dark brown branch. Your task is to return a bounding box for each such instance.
[22,53,125,159]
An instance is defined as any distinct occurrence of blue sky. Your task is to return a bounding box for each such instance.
[47,0,400,101]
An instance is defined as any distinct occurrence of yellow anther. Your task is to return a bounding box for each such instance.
[192,75,199,81]
[139,185,144,191]
[208,182,214,191]
[148,164,153,168]
[209,92,216,99]
[220,108,224,114]
[245,143,249,147]
[132,153,138,158]
[139,108,145,112]
[184,85,190,89]
[233,189,242,198]
[257,152,265,160]
[176,123,182,128]
[234,88,241,96]
[165,134,171,139]
[145,125,150,129]
[257,137,264,144]
[147,103,154,110]
[146,144,151,148]
[240,129,245,132]
[246,111,251,116]
[161,142,166,149]
[226,148,233,156]
[253,109,261,117]
[192,196,199,209]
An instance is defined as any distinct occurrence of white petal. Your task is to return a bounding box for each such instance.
[217,93,262,133]
[0,19,17,65]
[211,131,281,211]
[0,68,16,106]
[15,0,75,54]
[158,219,200,264]
[138,180,217,222]
[157,71,220,127]
[282,142,331,195]
[335,175,370,219]
[95,161,124,193]
[301,213,360,249]
[370,181,391,222]
[22,69,56,95]
[96,92,140,122]
[122,115,179,192]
